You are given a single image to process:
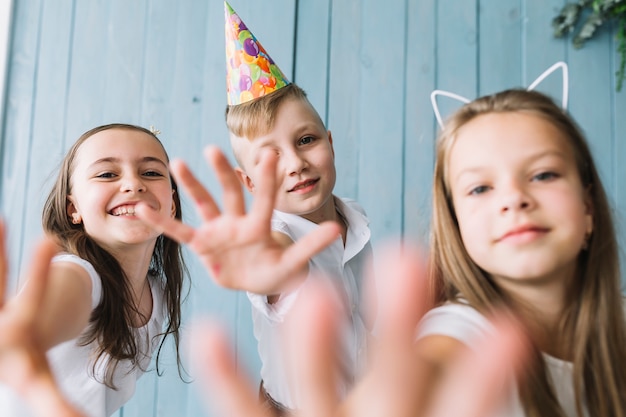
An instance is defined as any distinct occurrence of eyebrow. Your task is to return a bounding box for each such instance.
[254,122,323,145]
[452,150,568,183]
[88,156,169,169]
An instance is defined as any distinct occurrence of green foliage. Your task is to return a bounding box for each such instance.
[553,0,626,91]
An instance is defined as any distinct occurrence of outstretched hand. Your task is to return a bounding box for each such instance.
[136,145,340,294]
[189,243,530,417]
[0,222,82,417]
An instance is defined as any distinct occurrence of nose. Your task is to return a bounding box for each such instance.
[283,149,307,175]
[120,174,146,193]
[500,181,533,213]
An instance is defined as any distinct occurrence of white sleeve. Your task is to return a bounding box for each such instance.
[416,303,495,352]
[52,254,102,309]
[247,285,303,324]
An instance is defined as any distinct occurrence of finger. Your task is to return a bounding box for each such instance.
[189,320,271,417]
[0,220,6,306]
[374,241,429,342]
[135,203,195,244]
[427,316,530,417]
[341,242,431,417]
[205,146,246,216]
[280,221,341,274]
[170,158,221,221]
[286,280,342,417]
[248,150,279,229]
[20,238,58,322]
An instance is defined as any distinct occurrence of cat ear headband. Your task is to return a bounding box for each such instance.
[430,61,569,128]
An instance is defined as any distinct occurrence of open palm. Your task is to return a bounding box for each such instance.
[136,146,340,294]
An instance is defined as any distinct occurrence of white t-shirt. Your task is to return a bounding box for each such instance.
[417,302,587,417]
[247,197,373,410]
[0,254,167,417]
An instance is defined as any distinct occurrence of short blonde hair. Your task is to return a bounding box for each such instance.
[226,83,326,167]
[225,83,316,139]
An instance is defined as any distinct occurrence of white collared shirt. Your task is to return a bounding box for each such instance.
[247,196,373,410]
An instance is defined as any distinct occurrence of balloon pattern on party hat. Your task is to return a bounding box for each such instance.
[224,1,290,106]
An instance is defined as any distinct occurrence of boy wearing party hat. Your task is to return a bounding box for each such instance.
[224,2,373,414]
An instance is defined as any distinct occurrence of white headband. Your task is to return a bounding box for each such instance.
[430,61,569,129]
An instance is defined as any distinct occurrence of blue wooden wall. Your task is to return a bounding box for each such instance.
[1,1,624,416]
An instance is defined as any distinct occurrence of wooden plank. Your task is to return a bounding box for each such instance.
[568,32,614,193]
[523,0,568,96]
[355,0,406,241]
[478,0,522,94]
[294,0,331,121]
[0,0,13,138]
[609,22,626,287]
[522,0,569,145]
[19,0,73,288]
[327,0,362,201]
[404,0,436,243]
[65,0,111,140]
[100,0,146,122]
[0,0,42,292]
[435,0,478,119]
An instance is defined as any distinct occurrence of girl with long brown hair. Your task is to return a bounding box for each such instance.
[4,123,187,417]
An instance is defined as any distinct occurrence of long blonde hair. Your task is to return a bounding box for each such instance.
[429,89,626,416]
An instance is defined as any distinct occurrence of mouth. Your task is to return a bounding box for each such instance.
[498,225,549,243]
[109,204,138,216]
[288,178,319,192]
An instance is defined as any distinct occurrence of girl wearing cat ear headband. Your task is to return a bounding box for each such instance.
[422,62,626,417]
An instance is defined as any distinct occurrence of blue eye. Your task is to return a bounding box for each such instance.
[96,172,116,179]
[469,185,490,195]
[533,171,558,181]
[298,136,315,146]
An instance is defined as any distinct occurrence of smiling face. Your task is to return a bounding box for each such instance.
[232,96,337,223]
[66,128,175,252]
[447,111,593,290]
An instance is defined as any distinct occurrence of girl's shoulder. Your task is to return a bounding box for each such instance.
[52,253,102,308]
[413,302,491,380]
[416,301,495,352]
[52,253,98,277]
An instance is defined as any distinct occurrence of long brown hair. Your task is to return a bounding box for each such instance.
[42,123,188,387]
[429,89,626,416]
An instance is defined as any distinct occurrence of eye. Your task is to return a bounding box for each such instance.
[96,172,116,179]
[532,171,559,182]
[469,185,490,196]
[297,136,315,146]
[143,170,164,177]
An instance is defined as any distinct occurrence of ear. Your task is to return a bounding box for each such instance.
[327,130,335,158]
[583,185,594,235]
[235,166,255,193]
[66,197,82,225]
[171,190,177,218]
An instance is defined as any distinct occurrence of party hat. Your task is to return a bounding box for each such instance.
[224,1,290,106]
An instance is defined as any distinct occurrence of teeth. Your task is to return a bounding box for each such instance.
[111,205,136,216]
[293,180,314,191]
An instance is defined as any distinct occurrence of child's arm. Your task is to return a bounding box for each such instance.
[0,224,84,417]
[188,243,530,417]
[30,261,93,350]
[136,145,341,295]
